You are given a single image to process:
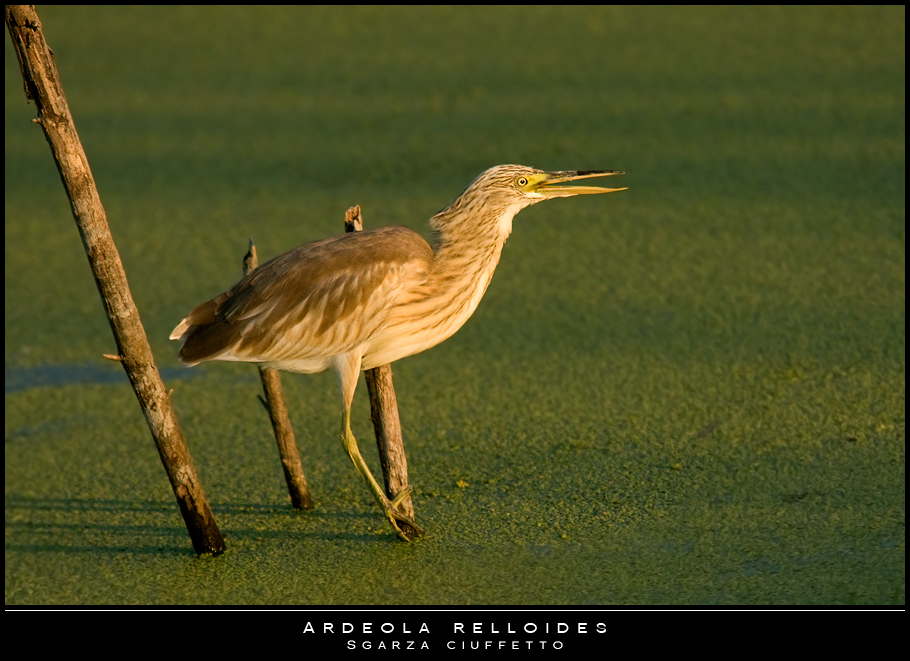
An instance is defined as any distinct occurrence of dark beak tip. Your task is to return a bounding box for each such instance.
[575,170,625,176]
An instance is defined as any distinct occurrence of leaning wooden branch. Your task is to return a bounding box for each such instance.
[6,5,224,554]
[243,240,314,510]
[344,205,418,532]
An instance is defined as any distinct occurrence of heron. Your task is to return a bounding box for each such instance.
[170,164,626,541]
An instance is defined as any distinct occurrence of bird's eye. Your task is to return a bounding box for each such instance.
[516,177,528,187]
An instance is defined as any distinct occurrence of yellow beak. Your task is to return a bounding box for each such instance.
[536,170,627,198]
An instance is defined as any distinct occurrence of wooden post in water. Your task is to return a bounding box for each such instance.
[6,5,225,554]
[344,206,417,532]
[243,241,314,510]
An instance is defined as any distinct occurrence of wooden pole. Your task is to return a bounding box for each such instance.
[6,5,225,554]
[343,206,417,531]
[243,241,314,510]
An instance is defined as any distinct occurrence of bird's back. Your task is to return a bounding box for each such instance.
[172,226,434,373]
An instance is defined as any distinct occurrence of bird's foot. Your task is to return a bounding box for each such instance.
[380,486,424,542]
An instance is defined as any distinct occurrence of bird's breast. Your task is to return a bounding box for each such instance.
[360,241,504,369]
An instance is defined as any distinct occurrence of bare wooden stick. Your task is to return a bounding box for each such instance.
[6,5,224,554]
[243,240,313,510]
[364,366,411,511]
[344,206,417,526]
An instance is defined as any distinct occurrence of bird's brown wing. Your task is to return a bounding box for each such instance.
[173,226,433,371]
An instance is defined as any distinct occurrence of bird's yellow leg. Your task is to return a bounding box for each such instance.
[340,407,424,541]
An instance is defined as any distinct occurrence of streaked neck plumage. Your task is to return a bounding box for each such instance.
[362,178,535,368]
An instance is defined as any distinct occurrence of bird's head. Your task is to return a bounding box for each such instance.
[431,164,626,243]
[463,164,626,208]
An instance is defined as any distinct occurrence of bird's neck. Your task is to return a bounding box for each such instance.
[360,197,527,369]
[427,199,523,317]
